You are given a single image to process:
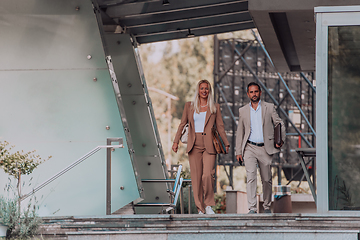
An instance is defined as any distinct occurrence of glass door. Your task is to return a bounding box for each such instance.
[316,6,360,213]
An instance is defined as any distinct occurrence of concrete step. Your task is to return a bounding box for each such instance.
[37,214,360,240]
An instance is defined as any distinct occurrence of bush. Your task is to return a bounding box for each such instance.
[0,186,42,239]
[213,193,226,214]
[0,141,48,238]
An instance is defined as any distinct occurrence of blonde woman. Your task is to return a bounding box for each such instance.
[172,80,229,214]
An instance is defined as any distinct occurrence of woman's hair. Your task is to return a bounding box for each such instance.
[192,79,217,114]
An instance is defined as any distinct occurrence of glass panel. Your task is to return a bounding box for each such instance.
[0,0,141,216]
[328,26,360,210]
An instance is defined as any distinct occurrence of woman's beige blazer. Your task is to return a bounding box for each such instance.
[174,102,229,154]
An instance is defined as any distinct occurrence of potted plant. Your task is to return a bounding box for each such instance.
[0,141,51,239]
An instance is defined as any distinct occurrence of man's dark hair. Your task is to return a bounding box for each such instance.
[247,82,261,92]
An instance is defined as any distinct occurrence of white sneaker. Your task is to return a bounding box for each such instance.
[198,211,204,214]
[205,206,215,214]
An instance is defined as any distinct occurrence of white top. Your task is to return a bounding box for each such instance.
[194,112,207,133]
[248,100,264,143]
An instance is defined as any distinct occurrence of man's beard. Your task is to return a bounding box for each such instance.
[250,96,260,103]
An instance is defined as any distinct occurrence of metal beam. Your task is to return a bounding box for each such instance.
[103,0,248,18]
[116,3,249,27]
[300,72,316,93]
[230,42,314,148]
[296,148,317,205]
[216,83,237,124]
[125,12,252,35]
[252,30,316,137]
[134,21,254,44]
[216,40,254,84]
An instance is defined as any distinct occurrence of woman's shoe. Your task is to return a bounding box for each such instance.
[198,211,204,214]
[205,206,215,214]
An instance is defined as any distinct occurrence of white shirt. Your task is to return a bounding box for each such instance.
[194,112,206,133]
[248,100,264,143]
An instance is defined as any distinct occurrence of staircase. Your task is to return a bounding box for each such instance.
[37,214,360,239]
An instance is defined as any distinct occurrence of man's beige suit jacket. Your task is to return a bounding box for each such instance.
[235,101,286,156]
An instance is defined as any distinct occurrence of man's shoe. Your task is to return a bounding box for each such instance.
[198,211,204,214]
[264,209,272,213]
[248,210,257,214]
[205,206,215,214]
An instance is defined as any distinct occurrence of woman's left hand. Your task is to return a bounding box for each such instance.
[226,145,230,153]
[172,142,179,153]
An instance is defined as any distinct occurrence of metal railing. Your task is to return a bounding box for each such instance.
[135,165,191,214]
[20,138,123,215]
[139,179,193,214]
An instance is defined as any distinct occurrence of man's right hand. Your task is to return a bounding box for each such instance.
[236,155,243,163]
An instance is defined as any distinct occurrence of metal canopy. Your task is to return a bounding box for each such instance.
[248,0,360,72]
[97,0,254,44]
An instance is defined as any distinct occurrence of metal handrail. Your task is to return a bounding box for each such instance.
[20,144,123,201]
[141,179,191,183]
[136,165,187,213]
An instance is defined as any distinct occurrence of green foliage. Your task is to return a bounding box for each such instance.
[0,195,19,238]
[213,193,226,214]
[179,167,191,188]
[175,185,197,214]
[0,183,42,239]
[0,141,47,239]
[333,176,354,210]
[0,141,51,179]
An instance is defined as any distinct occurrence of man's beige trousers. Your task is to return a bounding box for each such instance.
[244,143,273,211]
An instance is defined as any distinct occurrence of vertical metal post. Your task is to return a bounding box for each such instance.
[214,35,219,86]
[106,139,111,215]
[214,35,220,103]
[214,155,218,192]
[311,72,316,190]
[214,35,219,193]
[180,187,184,214]
[230,165,233,188]
[231,39,236,168]
[300,77,303,148]
[277,165,282,185]
[167,97,171,169]
[106,138,123,215]
[276,77,282,183]
[312,72,316,149]
[188,185,192,214]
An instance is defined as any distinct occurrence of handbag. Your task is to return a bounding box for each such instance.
[212,126,227,154]
[274,123,283,148]
[180,123,189,144]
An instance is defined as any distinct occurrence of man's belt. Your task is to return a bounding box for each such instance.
[247,140,264,147]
